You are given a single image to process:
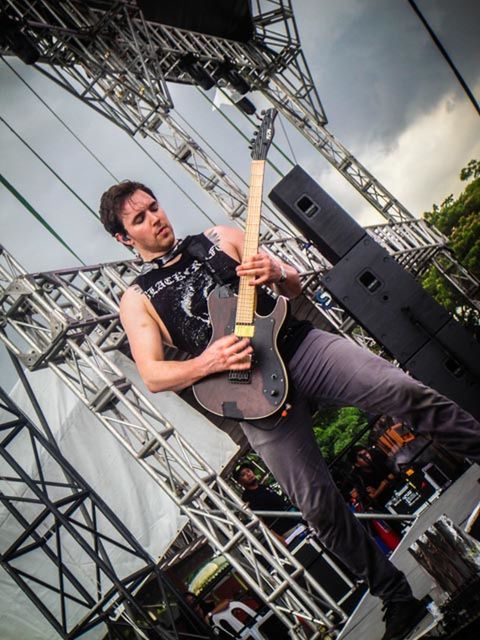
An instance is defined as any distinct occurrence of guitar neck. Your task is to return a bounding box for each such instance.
[235,160,265,336]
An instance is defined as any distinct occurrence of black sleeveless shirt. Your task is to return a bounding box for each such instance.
[134,233,312,361]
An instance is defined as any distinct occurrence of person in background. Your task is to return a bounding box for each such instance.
[350,446,398,508]
[234,461,298,537]
[348,486,401,555]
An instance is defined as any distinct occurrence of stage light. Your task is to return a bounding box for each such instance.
[236,96,256,115]
[0,15,40,65]
[178,53,215,90]
[215,61,251,95]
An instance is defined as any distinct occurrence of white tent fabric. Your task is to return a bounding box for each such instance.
[0,352,238,639]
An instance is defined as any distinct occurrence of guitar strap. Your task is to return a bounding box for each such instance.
[184,236,228,287]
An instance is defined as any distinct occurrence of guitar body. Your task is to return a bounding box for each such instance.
[193,286,289,420]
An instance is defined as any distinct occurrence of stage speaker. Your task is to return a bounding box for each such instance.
[269,166,480,418]
[322,237,452,363]
[269,165,366,265]
[404,319,480,418]
[323,238,480,417]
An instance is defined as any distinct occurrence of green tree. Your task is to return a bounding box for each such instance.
[313,406,368,462]
[422,160,480,332]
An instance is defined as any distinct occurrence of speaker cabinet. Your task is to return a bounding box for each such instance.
[269,165,366,264]
[269,166,480,418]
[322,237,451,362]
[323,238,480,417]
[404,320,480,418]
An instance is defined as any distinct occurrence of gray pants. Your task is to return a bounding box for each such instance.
[241,329,480,603]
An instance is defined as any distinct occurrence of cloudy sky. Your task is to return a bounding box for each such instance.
[1,0,480,389]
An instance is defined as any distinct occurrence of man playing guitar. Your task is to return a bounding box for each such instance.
[100,168,480,640]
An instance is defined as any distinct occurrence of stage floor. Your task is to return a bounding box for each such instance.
[337,463,480,640]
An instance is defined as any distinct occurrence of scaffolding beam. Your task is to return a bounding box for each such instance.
[0,386,212,639]
[0,244,353,639]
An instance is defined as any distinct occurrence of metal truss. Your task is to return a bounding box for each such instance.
[0,386,212,640]
[1,2,477,633]
[0,0,416,225]
[1,0,476,319]
[0,0,324,219]
[0,0,414,224]
[0,245,356,638]
[431,250,480,312]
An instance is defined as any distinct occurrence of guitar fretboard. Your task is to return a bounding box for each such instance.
[235,160,265,336]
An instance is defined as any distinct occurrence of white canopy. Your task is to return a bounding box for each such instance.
[0,352,238,639]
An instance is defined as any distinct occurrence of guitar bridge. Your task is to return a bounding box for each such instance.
[228,370,252,384]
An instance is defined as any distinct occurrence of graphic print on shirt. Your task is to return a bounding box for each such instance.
[143,243,223,354]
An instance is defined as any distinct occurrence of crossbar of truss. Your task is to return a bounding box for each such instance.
[0,245,349,638]
[0,387,211,639]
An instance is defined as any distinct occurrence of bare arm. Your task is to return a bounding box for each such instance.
[366,474,396,500]
[120,285,253,393]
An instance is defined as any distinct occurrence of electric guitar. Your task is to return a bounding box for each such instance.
[193,109,289,420]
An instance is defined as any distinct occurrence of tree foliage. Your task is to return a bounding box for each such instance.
[313,406,369,462]
[422,160,480,332]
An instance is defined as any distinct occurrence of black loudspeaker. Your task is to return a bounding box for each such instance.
[404,320,480,418]
[269,165,366,265]
[322,237,451,363]
[323,238,480,417]
[137,0,254,42]
[269,166,480,418]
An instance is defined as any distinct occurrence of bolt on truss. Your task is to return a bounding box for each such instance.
[0,386,213,640]
[0,245,360,638]
[2,0,477,321]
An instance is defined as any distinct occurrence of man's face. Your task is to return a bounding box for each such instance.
[237,467,257,488]
[117,189,175,260]
[355,449,372,469]
[185,594,203,617]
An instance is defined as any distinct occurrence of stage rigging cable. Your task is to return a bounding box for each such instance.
[1,115,99,220]
[2,58,120,183]
[1,59,217,226]
[406,0,480,117]
[2,62,304,244]
[0,174,85,264]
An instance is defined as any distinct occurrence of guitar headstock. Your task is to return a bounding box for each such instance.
[250,109,278,161]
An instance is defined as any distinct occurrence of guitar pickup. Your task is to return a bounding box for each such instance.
[235,324,255,337]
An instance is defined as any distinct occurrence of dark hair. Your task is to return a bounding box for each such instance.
[347,445,367,465]
[99,180,156,236]
[183,591,209,616]
[233,461,255,481]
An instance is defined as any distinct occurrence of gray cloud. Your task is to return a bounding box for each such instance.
[296,0,480,150]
